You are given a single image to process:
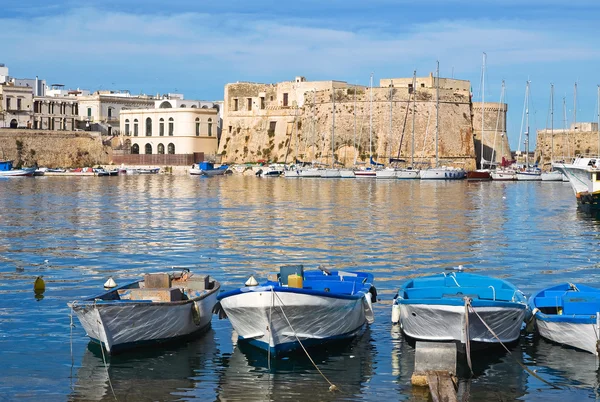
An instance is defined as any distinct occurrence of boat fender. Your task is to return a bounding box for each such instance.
[192,301,202,325]
[369,285,377,303]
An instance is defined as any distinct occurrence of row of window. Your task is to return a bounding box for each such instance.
[130,143,175,155]
[232,94,279,111]
[123,117,213,137]
[33,101,78,115]
[6,97,25,111]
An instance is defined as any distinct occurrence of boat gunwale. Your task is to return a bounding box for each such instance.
[217,283,372,302]
[529,283,600,324]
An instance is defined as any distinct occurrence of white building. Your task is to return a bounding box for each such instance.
[120,98,219,157]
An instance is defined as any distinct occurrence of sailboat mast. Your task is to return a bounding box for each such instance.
[369,73,373,164]
[574,82,577,126]
[480,52,486,168]
[411,70,416,168]
[550,84,554,165]
[597,85,600,156]
[353,83,357,165]
[525,81,530,168]
[563,96,569,158]
[389,81,393,163]
[331,85,335,168]
[435,61,439,168]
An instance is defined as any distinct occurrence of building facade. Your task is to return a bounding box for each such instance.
[120,102,219,158]
[33,96,79,131]
[0,84,34,128]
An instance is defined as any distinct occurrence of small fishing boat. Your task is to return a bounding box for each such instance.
[391,270,527,345]
[0,160,35,177]
[190,162,229,176]
[256,164,284,177]
[215,265,376,355]
[68,270,220,354]
[528,283,600,355]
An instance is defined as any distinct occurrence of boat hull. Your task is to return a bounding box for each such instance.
[516,172,541,181]
[339,169,355,178]
[396,170,419,179]
[399,303,526,344]
[375,169,397,179]
[534,318,598,355]
[466,170,491,180]
[541,171,564,181]
[491,170,516,181]
[321,169,341,178]
[354,170,376,178]
[420,168,465,180]
[0,167,35,177]
[70,291,218,354]
[219,289,372,355]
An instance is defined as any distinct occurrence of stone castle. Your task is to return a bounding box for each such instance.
[218,75,511,170]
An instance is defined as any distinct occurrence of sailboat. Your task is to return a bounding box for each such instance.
[467,53,492,180]
[516,80,542,181]
[541,84,563,181]
[419,61,466,180]
[490,81,517,181]
[322,86,342,178]
[376,72,420,179]
[355,73,378,178]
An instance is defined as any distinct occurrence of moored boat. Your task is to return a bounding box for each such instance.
[190,162,228,176]
[466,169,492,180]
[68,270,220,354]
[216,265,376,355]
[553,156,600,209]
[528,282,600,355]
[540,170,564,181]
[419,166,466,180]
[392,270,527,345]
[491,168,517,181]
[0,160,35,177]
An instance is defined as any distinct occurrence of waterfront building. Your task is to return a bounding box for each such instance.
[0,83,34,129]
[119,98,219,161]
[219,74,478,169]
[76,90,156,136]
[33,96,78,131]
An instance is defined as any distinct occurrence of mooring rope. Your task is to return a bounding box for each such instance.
[463,298,474,376]
[465,299,561,390]
[94,302,118,401]
[271,290,338,392]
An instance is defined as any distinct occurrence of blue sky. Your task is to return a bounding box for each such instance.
[2,0,600,150]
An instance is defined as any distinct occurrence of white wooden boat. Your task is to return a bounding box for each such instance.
[529,283,600,355]
[392,271,527,345]
[68,271,220,354]
[216,265,376,355]
[419,167,466,180]
[491,169,517,181]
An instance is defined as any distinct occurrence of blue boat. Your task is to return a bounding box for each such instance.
[216,265,376,355]
[529,283,600,355]
[391,271,527,345]
[0,160,35,177]
[189,161,229,176]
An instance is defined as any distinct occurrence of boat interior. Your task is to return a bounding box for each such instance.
[534,285,600,315]
[401,273,519,302]
[95,272,216,303]
[266,265,372,295]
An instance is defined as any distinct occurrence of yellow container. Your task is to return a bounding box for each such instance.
[288,274,303,289]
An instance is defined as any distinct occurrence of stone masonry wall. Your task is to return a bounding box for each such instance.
[535,129,600,165]
[0,129,110,168]
[220,84,477,170]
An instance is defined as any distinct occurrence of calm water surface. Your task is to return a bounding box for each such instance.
[1,175,600,401]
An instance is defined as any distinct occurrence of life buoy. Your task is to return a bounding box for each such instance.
[191,301,201,325]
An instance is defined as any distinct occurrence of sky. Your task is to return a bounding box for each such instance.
[2,0,600,150]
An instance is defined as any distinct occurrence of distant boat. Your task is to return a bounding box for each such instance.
[516,81,542,181]
[467,53,492,181]
[126,167,160,175]
[490,168,517,181]
[190,162,228,176]
[68,270,220,354]
[529,283,600,355]
[0,160,35,177]
[392,270,527,345]
[541,84,564,182]
[216,265,376,355]
[257,164,284,177]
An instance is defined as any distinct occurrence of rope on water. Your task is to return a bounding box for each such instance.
[94,302,118,401]
[465,300,561,390]
[272,290,338,392]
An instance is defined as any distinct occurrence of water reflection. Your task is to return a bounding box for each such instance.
[70,329,220,401]
[216,329,374,402]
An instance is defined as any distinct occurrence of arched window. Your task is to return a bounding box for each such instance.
[133,119,139,136]
[145,117,152,136]
[145,143,152,154]
[159,101,172,108]
[131,144,139,154]
[125,119,130,135]
[180,104,186,108]
[208,118,213,137]
[159,118,164,136]
[167,143,175,154]
[157,143,165,154]
[168,117,174,136]
[195,117,200,136]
